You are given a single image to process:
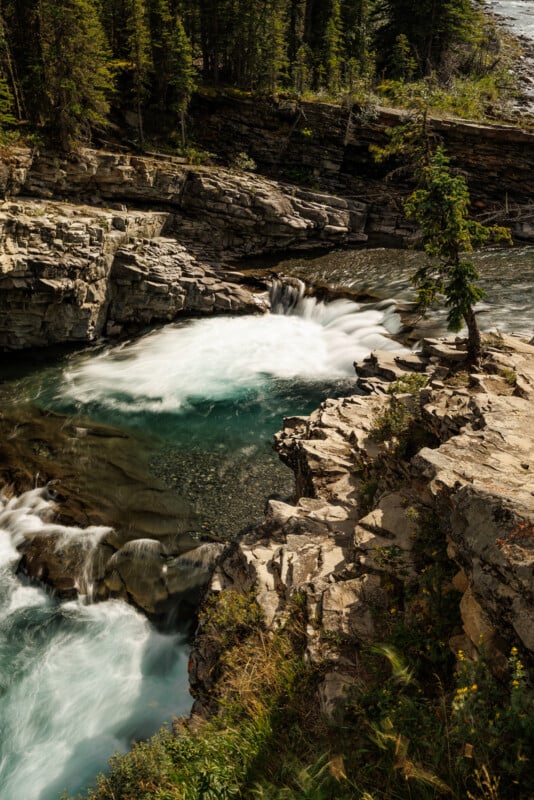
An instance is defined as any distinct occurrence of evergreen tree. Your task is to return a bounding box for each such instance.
[127,0,152,147]
[390,33,417,81]
[169,15,195,145]
[0,71,15,138]
[287,0,307,67]
[37,0,114,150]
[342,0,373,81]
[323,0,342,93]
[257,0,288,92]
[405,146,510,363]
[293,43,312,93]
[375,0,474,76]
[0,6,24,121]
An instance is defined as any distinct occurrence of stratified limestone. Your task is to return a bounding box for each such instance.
[0,148,375,350]
[0,200,262,350]
[190,334,534,718]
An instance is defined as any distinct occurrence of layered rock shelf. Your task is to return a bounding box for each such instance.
[0,149,376,350]
[190,334,534,717]
[190,94,534,220]
[0,200,261,349]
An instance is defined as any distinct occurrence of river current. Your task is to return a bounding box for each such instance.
[0,246,533,799]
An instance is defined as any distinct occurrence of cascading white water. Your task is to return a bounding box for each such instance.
[0,489,191,800]
[60,288,405,412]
[0,287,406,800]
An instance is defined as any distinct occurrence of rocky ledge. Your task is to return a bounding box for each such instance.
[0,147,381,350]
[190,334,534,717]
[0,199,262,350]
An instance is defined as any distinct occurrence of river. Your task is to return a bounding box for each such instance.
[0,245,532,799]
[485,0,534,110]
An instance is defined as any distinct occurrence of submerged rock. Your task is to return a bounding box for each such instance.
[0,406,220,613]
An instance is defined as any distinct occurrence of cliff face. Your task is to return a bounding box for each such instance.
[190,94,534,203]
[0,200,260,350]
[190,335,534,717]
[0,150,377,350]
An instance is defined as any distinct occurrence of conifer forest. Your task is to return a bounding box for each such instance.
[0,0,505,149]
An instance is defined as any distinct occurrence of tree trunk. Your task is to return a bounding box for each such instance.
[136,92,144,149]
[463,306,482,364]
[180,108,186,148]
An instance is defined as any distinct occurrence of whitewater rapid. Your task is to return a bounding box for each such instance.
[0,292,406,799]
[60,294,404,413]
[0,489,191,800]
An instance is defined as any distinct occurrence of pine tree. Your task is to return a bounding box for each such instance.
[293,44,312,93]
[391,33,417,81]
[37,0,114,150]
[0,7,24,121]
[169,15,195,146]
[258,0,288,92]
[342,0,373,80]
[1,0,41,123]
[405,147,511,363]
[375,0,474,76]
[323,0,343,93]
[126,0,152,147]
[0,71,15,139]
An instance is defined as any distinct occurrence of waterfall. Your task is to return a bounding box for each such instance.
[59,285,405,413]
[0,488,191,800]
[269,276,306,314]
[0,487,111,598]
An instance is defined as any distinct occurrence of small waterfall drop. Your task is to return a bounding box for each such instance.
[59,283,404,413]
[0,488,191,800]
[269,276,306,314]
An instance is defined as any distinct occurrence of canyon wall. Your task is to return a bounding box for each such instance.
[190,93,534,201]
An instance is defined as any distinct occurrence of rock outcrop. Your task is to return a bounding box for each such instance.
[0,199,263,349]
[190,93,534,206]
[190,334,534,717]
[0,149,375,350]
[0,147,370,254]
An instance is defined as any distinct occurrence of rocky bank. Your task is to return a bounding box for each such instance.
[190,334,534,717]
[0,148,379,350]
[1,98,534,351]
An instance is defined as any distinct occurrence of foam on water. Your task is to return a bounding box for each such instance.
[0,490,191,800]
[60,295,404,413]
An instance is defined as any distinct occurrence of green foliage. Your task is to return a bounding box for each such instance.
[168,16,196,146]
[499,367,517,387]
[230,151,257,172]
[348,641,534,800]
[198,588,265,648]
[0,0,520,148]
[390,34,417,81]
[126,0,152,147]
[323,0,342,94]
[450,647,534,792]
[370,373,430,457]
[371,396,414,445]
[0,72,16,141]
[375,73,512,120]
[374,0,476,77]
[405,145,511,361]
[37,0,114,150]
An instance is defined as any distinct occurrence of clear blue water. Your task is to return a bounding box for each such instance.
[0,288,405,800]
